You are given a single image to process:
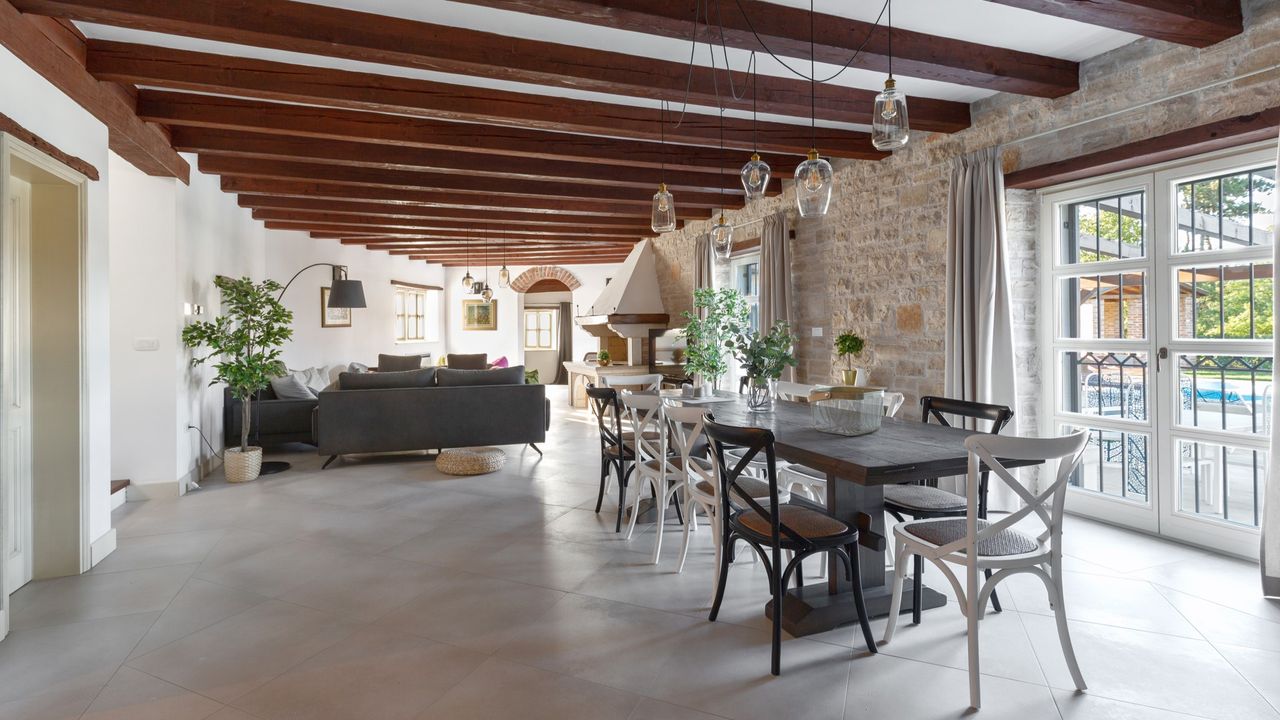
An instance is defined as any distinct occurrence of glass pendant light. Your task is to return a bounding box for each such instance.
[480,245,494,302]
[872,0,909,150]
[460,240,474,289]
[739,62,771,201]
[650,102,677,233]
[497,237,510,288]
[795,0,833,218]
[711,214,733,259]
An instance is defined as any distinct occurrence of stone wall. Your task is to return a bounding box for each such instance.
[651,0,1280,428]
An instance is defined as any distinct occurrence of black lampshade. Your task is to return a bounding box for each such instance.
[327,265,366,308]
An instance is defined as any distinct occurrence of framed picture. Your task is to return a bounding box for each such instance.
[320,286,352,328]
[462,299,497,331]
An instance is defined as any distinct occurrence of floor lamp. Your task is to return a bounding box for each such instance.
[257,263,367,475]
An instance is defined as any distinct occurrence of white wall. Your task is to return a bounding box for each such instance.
[0,46,113,548]
[265,236,445,370]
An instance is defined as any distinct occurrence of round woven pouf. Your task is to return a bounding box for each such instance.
[436,447,507,476]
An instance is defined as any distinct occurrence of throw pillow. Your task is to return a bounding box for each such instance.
[437,365,526,387]
[446,353,488,370]
[270,373,316,400]
[338,367,437,390]
[301,367,332,395]
[378,353,425,372]
[490,356,509,368]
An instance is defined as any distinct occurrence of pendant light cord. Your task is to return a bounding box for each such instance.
[751,56,758,153]
[810,0,815,149]
[888,0,893,79]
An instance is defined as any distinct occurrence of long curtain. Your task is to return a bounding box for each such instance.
[692,233,713,318]
[552,301,573,384]
[759,211,794,380]
[943,146,1020,510]
[1264,135,1280,597]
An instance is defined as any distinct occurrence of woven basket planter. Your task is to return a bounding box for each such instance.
[437,447,507,476]
[224,446,263,483]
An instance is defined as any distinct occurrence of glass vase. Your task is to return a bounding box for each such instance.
[746,377,776,412]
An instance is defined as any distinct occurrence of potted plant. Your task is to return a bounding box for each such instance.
[680,287,749,396]
[731,322,798,411]
[596,350,612,367]
[182,276,293,483]
[834,331,866,386]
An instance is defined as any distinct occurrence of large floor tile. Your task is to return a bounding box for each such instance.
[127,600,354,703]
[1135,555,1280,624]
[1213,642,1280,713]
[194,538,364,598]
[0,612,158,706]
[278,553,441,622]
[1000,570,1199,638]
[1154,585,1280,653]
[90,529,225,574]
[414,656,641,720]
[0,685,102,720]
[81,666,224,720]
[468,536,623,591]
[1053,690,1230,719]
[129,578,269,659]
[843,652,1058,719]
[10,564,195,630]
[868,606,1047,685]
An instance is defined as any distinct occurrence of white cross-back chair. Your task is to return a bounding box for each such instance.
[603,373,663,393]
[620,392,685,562]
[882,430,1090,709]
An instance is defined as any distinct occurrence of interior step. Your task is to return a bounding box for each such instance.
[110,479,130,495]
[110,478,130,509]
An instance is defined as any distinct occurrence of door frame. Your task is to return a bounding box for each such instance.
[0,133,92,641]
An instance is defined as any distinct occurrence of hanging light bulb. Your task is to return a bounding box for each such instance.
[795,149,833,217]
[497,236,510,287]
[481,284,494,302]
[740,153,771,201]
[651,183,677,232]
[711,214,733,259]
[461,239,474,288]
[872,0,909,150]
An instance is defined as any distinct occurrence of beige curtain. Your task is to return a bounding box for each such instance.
[692,233,713,318]
[1264,134,1280,597]
[759,211,794,380]
[943,146,1020,511]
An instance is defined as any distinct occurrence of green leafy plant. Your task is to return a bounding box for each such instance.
[731,322,798,382]
[524,368,541,384]
[596,350,611,365]
[680,287,749,387]
[181,276,294,452]
[835,331,866,370]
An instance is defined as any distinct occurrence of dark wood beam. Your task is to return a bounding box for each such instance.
[86,41,885,158]
[264,221,644,240]
[52,1,971,131]
[987,0,1242,48]
[239,195,671,228]
[1005,106,1280,190]
[166,124,765,195]
[251,210,653,237]
[453,0,1079,98]
[425,255,631,266]
[201,156,738,208]
[224,179,703,219]
[347,239,631,249]
[0,111,99,179]
[0,1,187,180]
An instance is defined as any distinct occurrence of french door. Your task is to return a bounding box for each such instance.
[1042,144,1276,558]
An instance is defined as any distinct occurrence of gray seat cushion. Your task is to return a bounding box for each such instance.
[437,365,525,387]
[884,484,966,513]
[377,353,425,371]
[338,368,436,390]
[446,353,488,370]
[902,518,1039,556]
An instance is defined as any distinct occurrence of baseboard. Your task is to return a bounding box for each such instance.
[90,528,117,567]
[126,480,183,502]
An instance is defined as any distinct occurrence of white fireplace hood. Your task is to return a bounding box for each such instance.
[576,240,669,339]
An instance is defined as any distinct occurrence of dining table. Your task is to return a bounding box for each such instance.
[670,390,1041,638]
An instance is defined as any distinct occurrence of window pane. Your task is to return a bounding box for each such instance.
[1177,355,1272,435]
[396,316,406,341]
[1058,272,1145,339]
[1060,351,1148,421]
[1177,166,1277,253]
[1252,168,1276,246]
[539,330,551,348]
[1064,192,1144,264]
[395,293,404,314]
[1177,440,1266,527]
[1064,424,1149,503]
[1176,262,1273,339]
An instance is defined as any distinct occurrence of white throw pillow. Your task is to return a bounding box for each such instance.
[271,373,316,400]
[301,367,331,395]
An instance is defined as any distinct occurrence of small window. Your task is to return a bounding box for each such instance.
[524,308,556,350]
[394,286,439,343]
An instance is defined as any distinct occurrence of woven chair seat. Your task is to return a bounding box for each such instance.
[644,456,712,473]
[695,476,770,500]
[437,447,507,476]
[884,484,966,513]
[739,504,849,539]
[901,518,1039,557]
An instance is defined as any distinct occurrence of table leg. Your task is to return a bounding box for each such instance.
[765,473,946,637]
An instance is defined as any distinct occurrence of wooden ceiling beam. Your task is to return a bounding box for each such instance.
[201,156,738,208]
[87,42,885,158]
[224,180,705,219]
[251,210,652,237]
[166,124,767,195]
[239,196,672,228]
[0,1,187,180]
[424,255,632,266]
[265,221,643,240]
[453,0,1079,98]
[987,0,1242,48]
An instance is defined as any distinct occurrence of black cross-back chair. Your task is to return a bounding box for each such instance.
[883,395,1015,624]
[587,384,635,533]
[703,415,877,676]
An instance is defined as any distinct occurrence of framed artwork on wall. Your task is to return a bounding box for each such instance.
[462,299,497,331]
[320,286,352,328]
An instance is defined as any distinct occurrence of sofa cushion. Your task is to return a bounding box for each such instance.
[270,372,317,400]
[378,353,425,372]
[339,367,436,390]
[446,353,488,370]
[437,365,525,387]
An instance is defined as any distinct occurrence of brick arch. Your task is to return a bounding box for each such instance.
[509,266,582,293]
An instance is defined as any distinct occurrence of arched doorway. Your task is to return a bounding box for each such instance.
[511,267,580,385]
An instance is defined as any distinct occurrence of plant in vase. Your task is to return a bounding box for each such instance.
[730,322,798,411]
[680,287,749,395]
[596,350,611,367]
[834,331,865,386]
[182,276,293,483]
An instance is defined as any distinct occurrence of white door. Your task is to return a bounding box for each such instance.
[3,176,33,592]
[1043,145,1276,557]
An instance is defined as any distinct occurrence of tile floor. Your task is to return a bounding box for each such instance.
[3,386,1278,720]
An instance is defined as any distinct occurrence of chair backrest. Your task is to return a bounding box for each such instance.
[775,381,817,403]
[957,432,1089,557]
[920,395,1014,434]
[585,384,623,451]
[738,375,749,394]
[603,373,663,393]
[703,416,815,551]
[584,351,598,363]
[620,392,667,467]
[882,391,905,417]
[663,404,714,490]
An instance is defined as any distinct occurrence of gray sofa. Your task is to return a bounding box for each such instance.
[314,365,548,467]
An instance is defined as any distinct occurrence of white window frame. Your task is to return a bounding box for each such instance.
[523,307,557,351]
[394,285,439,344]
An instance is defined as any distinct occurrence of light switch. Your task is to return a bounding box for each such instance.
[811,327,823,337]
[133,337,160,351]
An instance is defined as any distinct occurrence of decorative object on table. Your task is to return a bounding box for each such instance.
[596,350,611,367]
[730,321,797,412]
[320,287,351,327]
[680,287,749,396]
[872,0,910,151]
[436,446,508,476]
[810,386,886,436]
[462,299,497,330]
[182,275,293,483]
[834,331,865,385]
[524,368,540,384]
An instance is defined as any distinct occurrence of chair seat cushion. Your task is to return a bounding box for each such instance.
[621,430,662,445]
[739,504,849,539]
[644,456,711,472]
[901,518,1039,556]
[884,484,966,513]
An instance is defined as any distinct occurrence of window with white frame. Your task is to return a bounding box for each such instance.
[524,307,557,350]
[394,285,440,343]
[732,253,761,332]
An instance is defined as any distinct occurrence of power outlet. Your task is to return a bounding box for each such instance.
[133,337,160,352]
